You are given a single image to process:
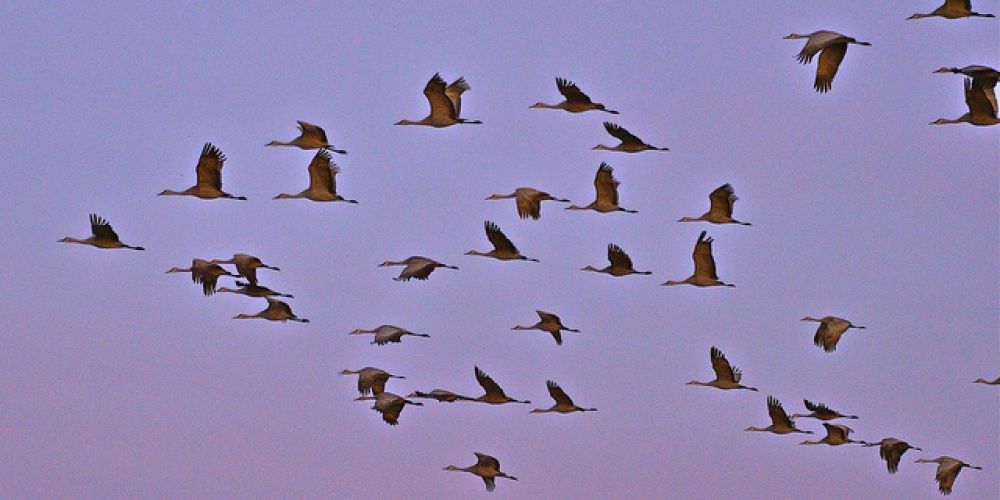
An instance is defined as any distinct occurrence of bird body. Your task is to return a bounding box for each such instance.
[530,77,618,114]
[210,253,279,286]
[662,231,734,287]
[593,122,668,152]
[267,120,346,153]
[677,184,751,225]
[444,452,518,492]
[159,143,246,200]
[473,366,530,405]
[862,438,921,474]
[512,310,579,346]
[350,324,430,345]
[973,376,1000,385]
[216,281,293,299]
[802,316,865,352]
[582,243,651,276]
[745,396,813,435]
[791,399,859,420]
[355,392,422,426]
[687,346,758,391]
[914,456,982,495]
[465,221,539,262]
[784,31,870,93]
[340,367,405,396]
[396,73,481,127]
[407,389,476,402]
[486,187,569,219]
[565,162,637,214]
[166,258,238,296]
[931,78,999,126]
[799,423,864,446]
[59,214,144,251]
[274,150,357,202]
[530,380,596,414]
[909,0,995,19]
[232,298,308,322]
[379,256,458,281]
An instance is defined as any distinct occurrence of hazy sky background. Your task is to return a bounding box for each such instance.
[2,1,997,498]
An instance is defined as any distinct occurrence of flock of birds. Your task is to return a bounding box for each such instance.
[56,2,998,495]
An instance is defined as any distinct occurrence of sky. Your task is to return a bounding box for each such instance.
[1,1,997,498]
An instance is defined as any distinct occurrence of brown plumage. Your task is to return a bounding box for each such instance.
[592,122,668,152]
[687,346,758,391]
[677,184,751,225]
[511,310,580,346]
[158,143,246,200]
[473,366,530,405]
[662,231,734,287]
[784,31,871,93]
[581,243,651,277]
[444,452,518,492]
[59,214,144,251]
[166,259,237,296]
[273,150,357,202]
[485,187,569,219]
[378,256,458,281]
[745,396,814,435]
[862,438,921,474]
[530,380,596,413]
[266,120,346,153]
[395,73,482,127]
[565,162,637,214]
[465,221,539,262]
[232,298,308,323]
[530,77,618,114]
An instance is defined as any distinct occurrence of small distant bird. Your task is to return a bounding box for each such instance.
[211,254,279,286]
[166,258,238,296]
[677,184,751,225]
[378,256,459,281]
[349,324,430,345]
[216,281,293,299]
[485,187,570,219]
[862,438,921,474]
[914,456,982,495]
[465,221,539,262]
[686,346,758,391]
[158,143,246,200]
[973,376,1000,385]
[565,162,638,214]
[266,120,346,153]
[530,380,596,414]
[662,231,734,287]
[581,243,651,277]
[745,396,814,435]
[783,31,871,93]
[444,452,518,493]
[354,392,422,426]
[799,423,865,446]
[395,73,482,127]
[593,122,669,152]
[340,367,406,396]
[801,316,865,352]
[407,389,476,402]
[512,310,579,346]
[530,77,618,114]
[273,150,357,203]
[232,298,308,323]
[59,214,144,251]
[908,0,995,20]
[791,400,859,420]
[931,78,999,126]
[472,366,530,405]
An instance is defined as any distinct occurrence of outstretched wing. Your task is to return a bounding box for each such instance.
[692,231,720,280]
[546,380,575,407]
[424,73,455,120]
[708,184,737,218]
[307,150,337,194]
[446,77,471,118]
[607,243,634,269]
[89,214,121,242]
[196,142,226,190]
[594,163,621,205]
[710,346,737,383]
[556,77,594,104]
[475,367,508,398]
[297,120,329,143]
[767,396,793,428]
[604,122,643,146]
[814,43,847,93]
[485,221,518,253]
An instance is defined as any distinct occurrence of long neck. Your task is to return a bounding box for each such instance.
[565,204,593,211]
[158,189,190,196]
[800,439,822,445]
[662,279,685,286]
[907,13,932,20]
[465,250,490,258]
[678,216,703,222]
[512,325,538,331]
[59,237,88,245]
[274,191,308,199]
[233,314,258,320]
[592,144,615,151]
[687,380,711,387]
[531,102,562,110]
[395,120,422,126]
[530,408,552,413]
[266,140,293,147]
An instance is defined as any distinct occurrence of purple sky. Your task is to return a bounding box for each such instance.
[2,1,997,498]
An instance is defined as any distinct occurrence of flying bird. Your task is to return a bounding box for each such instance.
[340,367,406,396]
[395,73,482,127]
[465,221,539,262]
[581,243,651,277]
[166,259,238,296]
[266,120,346,153]
[472,366,530,405]
[232,298,308,323]
[791,400,859,420]
[862,438,921,474]
[59,214,144,251]
[908,0,995,19]
[211,254,279,286]
[354,392,422,426]
[512,310,580,346]
[593,122,669,152]
[933,65,1000,90]
[530,380,596,414]
[273,150,357,203]
[378,256,458,281]
[801,316,865,352]
[799,423,865,446]
[677,184,751,225]
[485,187,570,219]
[914,456,982,495]
[973,376,1000,385]
[745,396,814,435]
[931,78,999,126]
[406,389,476,403]
[444,452,518,492]
[686,346,758,391]
[158,143,246,200]
[783,31,871,93]
[662,231,734,287]
[565,163,637,214]
[349,325,430,345]
[215,281,293,299]
[530,77,618,114]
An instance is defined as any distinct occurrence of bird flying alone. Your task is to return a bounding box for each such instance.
[530,77,619,114]
[784,31,870,93]
[266,120,346,153]
[396,73,482,127]
[444,452,518,492]
[59,214,144,251]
